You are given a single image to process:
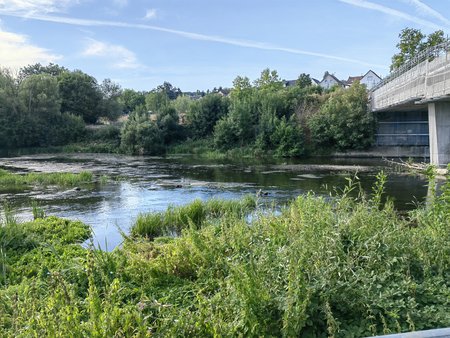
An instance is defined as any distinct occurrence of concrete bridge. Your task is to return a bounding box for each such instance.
[370,42,450,166]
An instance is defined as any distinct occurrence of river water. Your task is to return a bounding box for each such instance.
[0,153,429,249]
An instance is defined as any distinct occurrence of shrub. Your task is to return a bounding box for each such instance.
[120,109,164,155]
[307,82,375,151]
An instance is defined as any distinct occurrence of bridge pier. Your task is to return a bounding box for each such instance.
[428,102,450,166]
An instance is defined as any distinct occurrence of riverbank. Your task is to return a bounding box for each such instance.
[0,153,436,251]
[1,171,449,337]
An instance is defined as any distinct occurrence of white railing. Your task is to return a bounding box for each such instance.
[371,41,450,92]
[371,42,450,111]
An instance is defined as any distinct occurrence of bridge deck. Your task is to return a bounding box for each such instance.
[371,43,450,112]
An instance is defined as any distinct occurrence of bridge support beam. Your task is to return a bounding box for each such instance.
[428,102,450,166]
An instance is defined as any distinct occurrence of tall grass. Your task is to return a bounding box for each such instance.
[1,169,449,337]
[0,169,94,187]
[131,195,257,239]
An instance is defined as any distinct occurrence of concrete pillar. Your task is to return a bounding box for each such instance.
[428,102,450,166]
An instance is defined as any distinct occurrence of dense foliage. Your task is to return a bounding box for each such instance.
[1,169,449,336]
[390,28,447,71]
[308,82,375,151]
[0,70,85,149]
[120,108,165,155]
[1,62,376,156]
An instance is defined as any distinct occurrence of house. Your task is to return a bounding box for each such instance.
[343,70,381,90]
[319,71,344,90]
[283,77,320,88]
[284,80,297,87]
[343,75,363,88]
[360,70,381,90]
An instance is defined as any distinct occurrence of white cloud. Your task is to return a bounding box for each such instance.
[144,8,157,20]
[0,27,60,68]
[82,38,140,69]
[401,0,450,26]
[0,0,75,15]
[339,0,443,30]
[1,12,388,69]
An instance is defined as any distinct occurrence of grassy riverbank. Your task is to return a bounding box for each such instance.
[0,169,94,187]
[1,170,449,337]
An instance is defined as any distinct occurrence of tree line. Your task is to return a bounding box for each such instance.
[2,27,441,156]
[0,63,375,156]
[121,69,375,156]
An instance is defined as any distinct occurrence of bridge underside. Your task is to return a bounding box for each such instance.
[370,45,450,166]
[374,101,450,166]
[376,110,428,148]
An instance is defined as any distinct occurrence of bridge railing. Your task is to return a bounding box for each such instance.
[371,40,450,92]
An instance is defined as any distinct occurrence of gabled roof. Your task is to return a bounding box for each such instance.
[321,71,343,85]
[345,75,363,85]
[362,70,381,80]
[284,80,297,87]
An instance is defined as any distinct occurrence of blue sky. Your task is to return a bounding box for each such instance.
[0,0,449,91]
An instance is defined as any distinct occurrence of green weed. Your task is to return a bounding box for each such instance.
[0,169,94,187]
[1,173,450,337]
[130,196,257,239]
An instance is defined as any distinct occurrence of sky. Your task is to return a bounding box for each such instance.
[0,0,449,92]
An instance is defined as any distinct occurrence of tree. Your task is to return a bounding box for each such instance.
[19,74,85,146]
[253,68,283,90]
[98,78,123,121]
[307,82,375,151]
[390,28,447,71]
[423,30,446,49]
[0,71,84,149]
[230,76,252,100]
[157,106,184,145]
[270,116,305,156]
[171,95,193,115]
[0,69,21,148]
[187,94,229,139]
[120,107,163,155]
[18,63,68,81]
[145,91,169,113]
[19,74,61,118]
[120,89,146,114]
[213,116,240,150]
[296,73,313,88]
[214,98,255,149]
[17,75,58,146]
[156,82,181,100]
[58,70,102,123]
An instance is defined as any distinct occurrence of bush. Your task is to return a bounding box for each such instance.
[213,117,240,150]
[307,82,375,151]
[120,109,164,155]
[187,94,229,139]
[270,116,305,156]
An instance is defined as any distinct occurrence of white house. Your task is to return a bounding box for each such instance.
[360,70,381,90]
[319,71,344,90]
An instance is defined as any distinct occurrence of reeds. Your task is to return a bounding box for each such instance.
[0,169,93,187]
[131,195,257,239]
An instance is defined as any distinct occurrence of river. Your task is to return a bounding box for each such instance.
[0,153,429,250]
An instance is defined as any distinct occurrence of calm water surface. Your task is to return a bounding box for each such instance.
[0,153,429,249]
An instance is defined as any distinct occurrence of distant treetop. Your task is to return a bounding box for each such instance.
[390,28,447,71]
